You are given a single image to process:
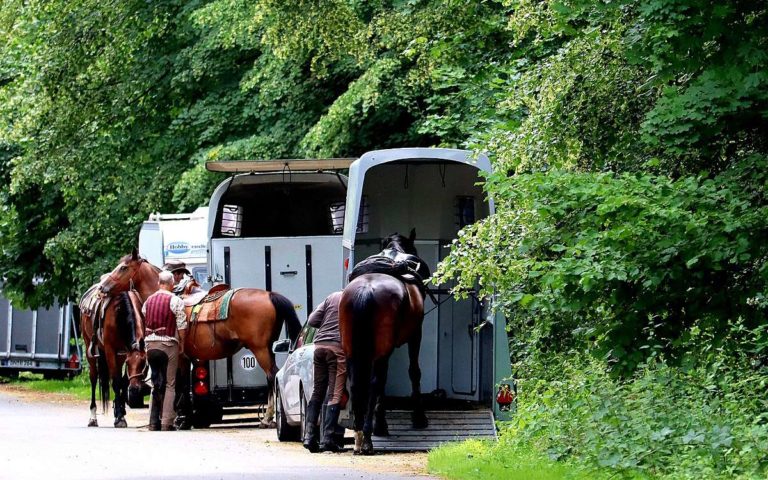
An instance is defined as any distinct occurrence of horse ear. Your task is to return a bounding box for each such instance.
[131,248,139,261]
[409,228,416,242]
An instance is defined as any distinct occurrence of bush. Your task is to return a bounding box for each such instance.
[502,350,768,479]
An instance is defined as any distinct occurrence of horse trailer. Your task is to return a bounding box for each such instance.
[0,288,81,379]
[203,148,512,446]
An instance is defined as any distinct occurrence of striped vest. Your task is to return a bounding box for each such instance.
[144,292,177,338]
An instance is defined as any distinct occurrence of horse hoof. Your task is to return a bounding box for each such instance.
[114,418,128,428]
[411,412,428,429]
[174,417,192,431]
[259,420,276,429]
[361,434,374,455]
[87,419,98,427]
[353,431,364,454]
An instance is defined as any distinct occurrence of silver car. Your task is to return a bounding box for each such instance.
[273,323,317,441]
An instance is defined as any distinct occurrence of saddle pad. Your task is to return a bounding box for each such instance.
[190,289,239,323]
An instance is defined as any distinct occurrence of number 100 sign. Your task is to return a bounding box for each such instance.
[240,355,257,370]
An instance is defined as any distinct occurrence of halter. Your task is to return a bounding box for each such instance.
[127,360,149,381]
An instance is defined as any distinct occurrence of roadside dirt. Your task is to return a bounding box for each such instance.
[0,384,433,478]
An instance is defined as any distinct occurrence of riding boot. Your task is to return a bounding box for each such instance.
[303,400,321,453]
[89,328,101,357]
[148,392,164,431]
[320,404,343,452]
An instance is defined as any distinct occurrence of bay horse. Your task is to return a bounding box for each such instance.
[99,249,302,427]
[339,230,430,455]
[79,285,146,427]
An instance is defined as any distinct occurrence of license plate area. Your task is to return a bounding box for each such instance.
[2,359,35,368]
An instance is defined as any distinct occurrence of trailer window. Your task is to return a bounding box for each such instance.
[220,204,243,237]
[330,202,345,234]
[329,196,369,234]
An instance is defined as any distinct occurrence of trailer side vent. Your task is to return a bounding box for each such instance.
[456,196,475,228]
[220,204,243,237]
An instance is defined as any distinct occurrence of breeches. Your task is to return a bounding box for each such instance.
[310,344,347,406]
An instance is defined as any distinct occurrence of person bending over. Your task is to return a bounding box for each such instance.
[304,291,346,452]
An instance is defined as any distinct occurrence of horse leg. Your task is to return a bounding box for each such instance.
[408,332,428,429]
[252,346,278,427]
[111,356,128,428]
[87,356,98,427]
[372,356,391,437]
[348,357,373,455]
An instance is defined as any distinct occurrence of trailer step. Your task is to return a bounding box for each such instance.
[371,409,497,452]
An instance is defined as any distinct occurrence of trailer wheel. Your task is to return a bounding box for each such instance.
[276,384,299,441]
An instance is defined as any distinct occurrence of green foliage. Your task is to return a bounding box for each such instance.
[0,0,519,306]
[429,439,617,480]
[436,156,768,370]
[1,370,92,401]
[499,349,768,479]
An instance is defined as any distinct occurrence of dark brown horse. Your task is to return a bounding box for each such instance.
[79,285,146,427]
[339,230,429,455]
[99,250,302,426]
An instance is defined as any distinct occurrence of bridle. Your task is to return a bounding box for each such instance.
[127,359,148,382]
[105,259,145,293]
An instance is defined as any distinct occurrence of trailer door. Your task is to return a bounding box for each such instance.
[209,235,342,393]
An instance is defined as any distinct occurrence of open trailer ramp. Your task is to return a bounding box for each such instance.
[371,408,497,451]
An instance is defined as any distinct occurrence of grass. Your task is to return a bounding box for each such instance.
[0,370,92,401]
[428,439,617,480]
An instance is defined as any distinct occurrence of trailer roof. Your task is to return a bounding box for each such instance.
[205,158,356,173]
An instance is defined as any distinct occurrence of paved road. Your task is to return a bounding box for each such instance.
[0,391,435,480]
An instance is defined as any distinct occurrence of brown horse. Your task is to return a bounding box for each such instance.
[339,230,429,455]
[79,285,146,427]
[99,249,303,427]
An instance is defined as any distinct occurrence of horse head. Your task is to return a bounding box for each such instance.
[99,249,159,297]
[99,249,144,294]
[125,348,147,408]
[381,228,418,255]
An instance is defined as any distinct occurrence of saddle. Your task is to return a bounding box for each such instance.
[80,285,142,352]
[348,249,433,300]
[80,284,112,335]
[188,286,239,323]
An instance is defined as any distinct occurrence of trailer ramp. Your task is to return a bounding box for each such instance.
[371,408,497,452]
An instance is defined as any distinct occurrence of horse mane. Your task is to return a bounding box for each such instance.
[114,292,136,348]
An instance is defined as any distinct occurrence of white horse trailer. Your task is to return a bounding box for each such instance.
[204,149,512,444]
[202,165,350,411]
[138,206,210,287]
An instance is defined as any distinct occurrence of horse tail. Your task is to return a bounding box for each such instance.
[347,282,377,431]
[97,353,110,413]
[269,291,301,344]
[350,283,377,354]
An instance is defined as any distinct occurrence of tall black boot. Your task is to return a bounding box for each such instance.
[320,404,343,452]
[303,400,321,453]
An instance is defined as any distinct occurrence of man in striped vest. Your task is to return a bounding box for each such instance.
[142,270,187,431]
